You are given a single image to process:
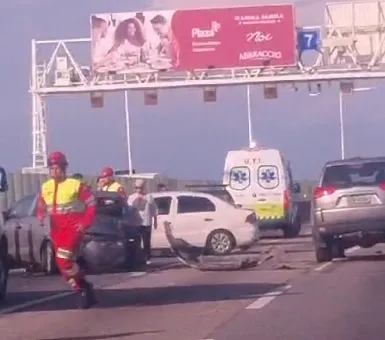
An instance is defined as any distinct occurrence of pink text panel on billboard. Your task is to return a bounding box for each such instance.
[90,5,296,75]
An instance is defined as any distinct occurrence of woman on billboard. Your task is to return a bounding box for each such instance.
[94,17,148,72]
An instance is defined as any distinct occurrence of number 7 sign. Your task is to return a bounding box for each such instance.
[297,29,321,52]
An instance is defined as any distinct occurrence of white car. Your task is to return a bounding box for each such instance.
[152,191,260,255]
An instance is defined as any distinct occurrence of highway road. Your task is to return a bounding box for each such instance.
[0,226,384,340]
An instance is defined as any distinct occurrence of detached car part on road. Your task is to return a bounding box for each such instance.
[152,191,260,256]
[312,157,385,262]
[3,191,144,274]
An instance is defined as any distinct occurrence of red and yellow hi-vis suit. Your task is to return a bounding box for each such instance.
[36,178,96,290]
[102,181,126,198]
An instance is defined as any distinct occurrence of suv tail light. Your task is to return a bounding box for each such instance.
[284,189,290,210]
[314,186,336,199]
[379,183,385,190]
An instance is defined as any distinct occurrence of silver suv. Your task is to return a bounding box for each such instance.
[312,157,385,262]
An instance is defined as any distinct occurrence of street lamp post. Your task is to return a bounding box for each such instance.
[338,90,345,159]
[124,90,134,175]
[246,84,254,147]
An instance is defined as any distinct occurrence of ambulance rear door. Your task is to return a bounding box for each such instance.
[251,149,286,221]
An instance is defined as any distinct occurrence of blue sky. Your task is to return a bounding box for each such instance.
[0,0,383,180]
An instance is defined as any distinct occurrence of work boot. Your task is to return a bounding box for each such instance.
[79,280,97,309]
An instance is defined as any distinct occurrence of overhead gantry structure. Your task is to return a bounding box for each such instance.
[28,1,385,170]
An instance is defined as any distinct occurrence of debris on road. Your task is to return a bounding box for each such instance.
[164,223,259,271]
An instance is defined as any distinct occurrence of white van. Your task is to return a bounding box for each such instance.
[223,147,301,237]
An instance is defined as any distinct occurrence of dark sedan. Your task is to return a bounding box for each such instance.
[2,191,144,274]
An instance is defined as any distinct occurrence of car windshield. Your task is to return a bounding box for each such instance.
[321,161,385,188]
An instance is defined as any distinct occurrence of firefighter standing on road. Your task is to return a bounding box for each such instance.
[99,167,126,197]
[37,152,97,309]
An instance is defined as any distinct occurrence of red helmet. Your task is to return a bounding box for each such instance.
[100,167,114,178]
[48,151,68,168]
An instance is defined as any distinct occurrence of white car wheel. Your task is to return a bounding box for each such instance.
[207,230,234,255]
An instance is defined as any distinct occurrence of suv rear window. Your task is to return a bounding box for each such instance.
[322,162,385,188]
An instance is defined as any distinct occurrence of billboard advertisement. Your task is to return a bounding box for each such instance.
[90,5,296,74]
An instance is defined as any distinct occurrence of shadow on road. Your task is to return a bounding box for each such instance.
[19,282,284,312]
[258,240,311,247]
[347,253,385,262]
[37,330,162,340]
[260,231,310,239]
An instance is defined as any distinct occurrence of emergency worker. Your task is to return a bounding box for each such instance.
[99,167,126,197]
[36,152,97,309]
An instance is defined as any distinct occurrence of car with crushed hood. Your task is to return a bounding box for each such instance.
[3,191,144,273]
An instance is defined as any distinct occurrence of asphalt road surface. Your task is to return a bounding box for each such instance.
[1,225,384,340]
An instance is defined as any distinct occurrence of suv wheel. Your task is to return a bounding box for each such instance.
[315,243,333,263]
[0,253,9,302]
[334,241,345,258]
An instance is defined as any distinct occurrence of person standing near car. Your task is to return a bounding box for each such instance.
[99,167,126,198]
[127,179,157,264]
[36,152,97,309]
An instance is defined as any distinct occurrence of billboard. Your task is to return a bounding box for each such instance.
[90,5,296,74]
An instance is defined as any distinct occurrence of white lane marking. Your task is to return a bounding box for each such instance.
[245,284,291,310]
[0,271,147,315]
[314,245,361,272]
[314,262,332,272]
[129,272,146,277]
[0,292,74,315]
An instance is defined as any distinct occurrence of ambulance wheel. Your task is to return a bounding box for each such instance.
[0,251,9,302]
[41,241,58,275]
[283,218,301,238]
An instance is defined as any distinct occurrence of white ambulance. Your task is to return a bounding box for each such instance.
[223,146,302,237]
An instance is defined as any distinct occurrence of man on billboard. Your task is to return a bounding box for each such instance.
[91,15,114,66]
[149,14,180,68]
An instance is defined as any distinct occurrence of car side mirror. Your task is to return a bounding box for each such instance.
[292,182,301,194]
[0,167,8,193]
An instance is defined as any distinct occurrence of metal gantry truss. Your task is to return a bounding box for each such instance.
[29,1,385,168]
